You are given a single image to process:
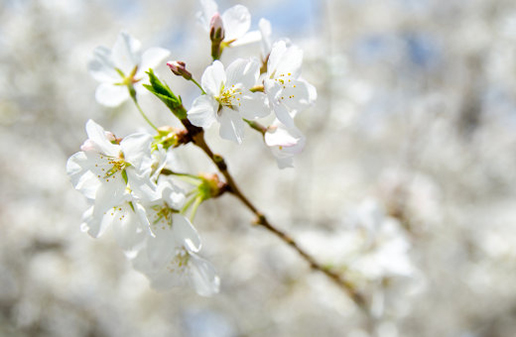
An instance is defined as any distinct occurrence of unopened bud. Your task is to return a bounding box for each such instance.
[166,61,192,80]
[209,12,225,42]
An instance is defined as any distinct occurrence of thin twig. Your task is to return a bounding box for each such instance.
[186,125,368,310]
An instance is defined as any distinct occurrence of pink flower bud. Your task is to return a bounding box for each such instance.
[166,60,192,80]
[209,12,225,42]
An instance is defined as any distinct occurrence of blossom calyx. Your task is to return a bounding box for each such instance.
[199,173,227,200]
[155,126,183,149]
[166,61,192,80]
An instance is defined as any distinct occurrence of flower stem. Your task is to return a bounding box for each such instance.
[181,195,197,215]
[244,119,268,136]
[190,78,206,95]
[161,168,203,182]
[189,196,203,222]
[129,88,158,131]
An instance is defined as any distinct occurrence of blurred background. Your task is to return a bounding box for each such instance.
[2,0,516,336]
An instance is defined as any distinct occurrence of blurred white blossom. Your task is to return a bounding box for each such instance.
[88,31,170,107]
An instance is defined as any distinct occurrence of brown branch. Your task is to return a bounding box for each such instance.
[254,213,367,309]
[181,122,368,310]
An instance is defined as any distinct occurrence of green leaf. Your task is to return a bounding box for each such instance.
[144,69,187,120]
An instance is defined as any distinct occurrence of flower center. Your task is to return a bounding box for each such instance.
[95,152,128,183]
[167,248,190,274]
[273,72,294,88]
[272,72,297,102]
[151,204,174,230]
[115,66,141,87]
[215,84,242,111]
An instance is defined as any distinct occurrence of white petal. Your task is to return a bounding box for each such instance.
[265,81,296,126]
[134,201,152,234]
[226,58,259,88]
[187,95,218,128]
[267,41,287,76]
[112,31,141,75]
[280,79,313,111]
[222,5,251,42]
[265,120,305,169]
[88,46,120,83]
[197,0,218,30]
[230,30,261,47]
[120,132,153,169]
[95,83,130,107]
[218,108,245,144]
[272,101,295,128]
[145,220,177,270]
[84,119,120,156]
[277,45,303,77]
[138,47,170,76]
[159,180,186,210]
[265,121,302,147]
[92,175,127,220]
[133,250,188,290]
[189,253,220,297]
[172,214,202,253]
[259,18,272,56]
[238,92,269,119]
[148,266,188,291]
[305,78,317,103]
[269,142,303,163]
[126,169,158,202]
[110,204,147,256]
[80,206,108,238]
[265,126,306,169]
[66,152,85,181]
[66,152,100,199]
[282,134,305,155]
[202,61,226,96]
[268,41,303,78]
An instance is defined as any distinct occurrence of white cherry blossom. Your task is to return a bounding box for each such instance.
[88,31,170,107]
[134,248,220,296]
[188,59,268,143]
[264,41,316,127]
[265,119,306,169]
[81,197,150,258]
[144,212,201,268]
[66,120,157,223]
[133,214,220,296]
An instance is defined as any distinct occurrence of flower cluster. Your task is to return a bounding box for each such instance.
[67,0,316,296]
[67,120,220,296]
[189,0,316,167]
